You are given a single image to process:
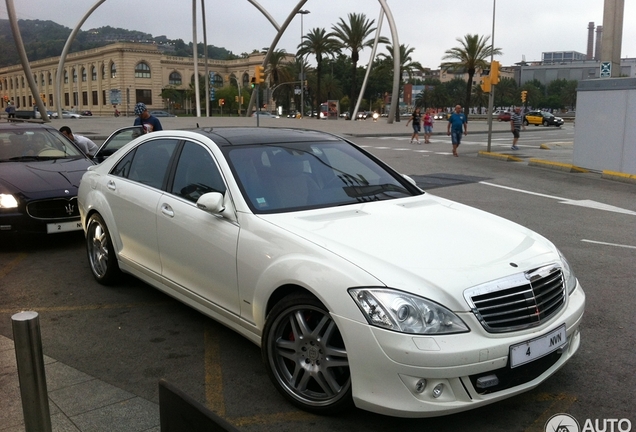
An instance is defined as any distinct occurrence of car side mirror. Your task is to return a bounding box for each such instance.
[197,192,225,214]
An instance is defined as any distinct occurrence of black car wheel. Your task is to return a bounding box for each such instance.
[523,119,529,126]
[543,120,549,126]
[86,213,120,285]
[262,293,352,414]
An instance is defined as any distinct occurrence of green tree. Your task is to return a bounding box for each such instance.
[330,13,387,118]
[298,27,340,119]
[493,77,518,108]
[377,44,423,121]
[441,34,502,113]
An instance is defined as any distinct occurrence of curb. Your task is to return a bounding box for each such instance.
[528,158,589,173]
[602,170,636,184]
[478,151,523,162]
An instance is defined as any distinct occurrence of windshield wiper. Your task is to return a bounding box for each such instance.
[342,183,409,199]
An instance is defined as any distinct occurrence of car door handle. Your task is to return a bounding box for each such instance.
[107,180,116,190]
[161,203,174,218]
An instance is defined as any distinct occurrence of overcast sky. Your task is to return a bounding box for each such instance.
[3,0,635,69]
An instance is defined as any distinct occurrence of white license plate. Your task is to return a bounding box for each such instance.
[509,324,566,368]
[47,220,83,234]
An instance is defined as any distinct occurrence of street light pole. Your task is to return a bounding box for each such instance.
[298,9,310,118]
[486,0,497,153]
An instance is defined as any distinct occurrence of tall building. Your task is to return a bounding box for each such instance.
[0,42,271,115]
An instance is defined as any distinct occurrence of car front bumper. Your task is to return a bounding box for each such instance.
[333,284,585,417]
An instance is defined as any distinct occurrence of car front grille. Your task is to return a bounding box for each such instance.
[464,265,565,333]
[27,197,79,220]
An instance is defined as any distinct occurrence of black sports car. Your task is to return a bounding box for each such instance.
[0,122,95,236]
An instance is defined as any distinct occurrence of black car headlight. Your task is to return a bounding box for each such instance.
[0,194,18,209]
[349,288,469,335]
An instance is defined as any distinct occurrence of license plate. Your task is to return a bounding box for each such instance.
[510,324,566,368]
[47,220,83,234]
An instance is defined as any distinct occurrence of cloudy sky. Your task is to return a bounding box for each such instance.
[3,0,635,69]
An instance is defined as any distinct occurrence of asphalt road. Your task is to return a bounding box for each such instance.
[1,127,634,431]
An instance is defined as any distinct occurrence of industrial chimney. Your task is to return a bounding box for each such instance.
[595,25,603,61]
[587,22,595,59]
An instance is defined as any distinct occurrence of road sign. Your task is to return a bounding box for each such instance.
[600,62,611,78]
[109,89,121,105]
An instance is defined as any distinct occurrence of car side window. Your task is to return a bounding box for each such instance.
[171,141,226,203]
[113,139,178,189]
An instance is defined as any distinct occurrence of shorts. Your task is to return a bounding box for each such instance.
[412,124,421,133]
[512,129,520,139]
[424,125,432,134]
[451,129,463,145]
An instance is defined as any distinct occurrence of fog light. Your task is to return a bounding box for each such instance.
[415,379,427,394]
[432,383,444,398]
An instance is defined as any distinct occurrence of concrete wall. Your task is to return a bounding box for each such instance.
[573,78,636,174]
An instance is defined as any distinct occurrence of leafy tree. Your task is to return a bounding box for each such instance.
[330,13,387,117]
[298,27,340,119]
[493,77,518,108]
[377,44,422,120]
[441,34,502,113]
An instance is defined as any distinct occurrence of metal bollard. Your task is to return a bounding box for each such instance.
[11,311,52,432]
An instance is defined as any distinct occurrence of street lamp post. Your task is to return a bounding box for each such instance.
[486,0,497,152]
[298,9,310,118]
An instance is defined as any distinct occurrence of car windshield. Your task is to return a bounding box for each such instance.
[226,141,419,213]
[542,112,555,118]
[0,129,85,162]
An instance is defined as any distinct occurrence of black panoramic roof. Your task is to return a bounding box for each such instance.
[193,127,342,146]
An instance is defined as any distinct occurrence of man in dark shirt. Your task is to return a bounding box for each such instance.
[510,107,523,150]
[133,102,163,133]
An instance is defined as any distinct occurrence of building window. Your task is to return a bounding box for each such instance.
[102,90,106,106]
[135,62,151,78]
[64,71,69,84]
[242,73,250,87]
[102,64,106,80]
[212,74,223,87]
[41,73,45,86]
[64,93,69,106]
[82,91,88,105]
[73,68,77,83]
[110,63,117,79]
[92,90,98,105]
[92,66,97,81]
[136,89,152,105]
[82,67,87,82]
[21,77,25,88]
[48,72,52,85]
[169,71,182,85]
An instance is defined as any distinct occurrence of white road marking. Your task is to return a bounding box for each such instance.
[581,239,636,249]
[479,181,636,216]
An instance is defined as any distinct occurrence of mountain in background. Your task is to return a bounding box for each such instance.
[0,19,238,68]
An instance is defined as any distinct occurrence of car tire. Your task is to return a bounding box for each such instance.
[523,119,529,126]
[262,293,353,414]
[86,213,120,285]
[543,120,549,126]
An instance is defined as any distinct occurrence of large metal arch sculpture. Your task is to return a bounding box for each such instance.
[6,0,401,123]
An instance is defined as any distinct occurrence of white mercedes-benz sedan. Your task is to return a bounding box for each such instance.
[78,127,585,417]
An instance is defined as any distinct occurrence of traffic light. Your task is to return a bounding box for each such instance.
[250,77,256,88]
[490,60,500,85]
[480,76,491,93]
[255,65,265,84]
[219,98,225,106]
[521,90,528,103]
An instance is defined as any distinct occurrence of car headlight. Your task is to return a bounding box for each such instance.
[558,249,578,295]
[0,194,18,209]
[349,288,469,335]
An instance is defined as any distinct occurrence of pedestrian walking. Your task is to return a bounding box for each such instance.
[510,106,522,150]
[5,103,15,119]
[446,105,467,157]
[423,109,433,143]
[405,107,422,144]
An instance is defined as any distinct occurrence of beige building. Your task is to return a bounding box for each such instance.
[0,42,267,115]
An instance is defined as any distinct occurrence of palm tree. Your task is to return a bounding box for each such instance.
[266,49,294,110]
[298,27,340,119]
[330,13,386,118]
[441,34,501,114]
[378,44,423,121]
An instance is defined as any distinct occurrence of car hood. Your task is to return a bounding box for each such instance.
[259,194,558,309]
[0,159,92,194]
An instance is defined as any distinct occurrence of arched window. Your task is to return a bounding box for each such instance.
[81,67,87,82]
[242,73,250,87]
[101,64,106,80]
[48,72,52,85]
[64,71,69,84]
[169,71,182,85]
[72,68,77,83]
[91,66,97,81]
[135,62,151,78]
[211,73,223,87]
[40,73,45,86]
[21,77,25,88]
[110,63,117,79]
